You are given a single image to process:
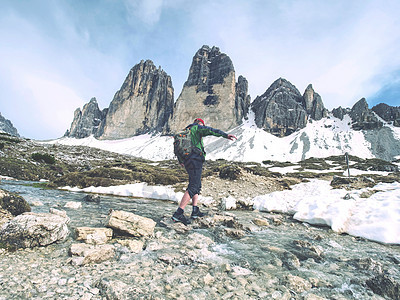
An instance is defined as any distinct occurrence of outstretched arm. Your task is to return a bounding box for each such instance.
[227,134,237,141]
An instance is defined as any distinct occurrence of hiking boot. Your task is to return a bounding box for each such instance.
[191,207,206,219]
[172,211,191,225]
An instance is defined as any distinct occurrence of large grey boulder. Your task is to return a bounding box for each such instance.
[65,97,106,138]
[168,45,250,132]
[105,210,156,238]
[251,78,308,137]
[0,210,70,249]
[372,103,400,127]
[98,60,174,139]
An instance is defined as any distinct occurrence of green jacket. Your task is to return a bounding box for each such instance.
[188,124,229,158]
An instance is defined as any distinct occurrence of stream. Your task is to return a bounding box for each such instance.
[1,179,400,299]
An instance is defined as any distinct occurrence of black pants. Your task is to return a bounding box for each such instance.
[184,153,204,198]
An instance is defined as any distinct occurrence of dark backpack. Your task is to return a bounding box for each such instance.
[173,128,195,163]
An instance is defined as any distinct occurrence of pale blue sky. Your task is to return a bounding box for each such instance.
[1,0,399,139]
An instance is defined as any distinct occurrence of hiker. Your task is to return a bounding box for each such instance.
[172,118,237,225]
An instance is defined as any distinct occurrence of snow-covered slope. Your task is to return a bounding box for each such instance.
[47,114,400,163]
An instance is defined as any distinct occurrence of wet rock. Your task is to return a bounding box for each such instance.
[283,274,312,293]
[366,274,400,300]
[350,257,383,273]
[0,188,31,216]
[64,201,82,209]
[105,210,156,238]
[69,243,116,266]
[194,213,244,231]
[83,194,101,203]
[0,210,70,249]
[75,227,113,245]
[96,278,130,299]
[253,217,269,226]
[263,245,301,270]
[292,240,324,262]
[224,228,245,238]
[116,239,144,253]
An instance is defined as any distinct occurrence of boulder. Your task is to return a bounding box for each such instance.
[83,194,101,203]
[69,243,115,266]
[75,227,113,245]
[0,210,70,248]
[105,210,156,237]
[0,189,31,216]
[116,239,144,253]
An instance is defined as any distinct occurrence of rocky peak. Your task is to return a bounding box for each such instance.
[186,45,234,92]
[65,97,105,138]
[168,45,249,132]
[97,60,174,139]
[302,84,328,120]
[350,98,383,130]
[251,78,308,137]
[235,75,251,121]
[0,113,19,137]
[372,103,400,127]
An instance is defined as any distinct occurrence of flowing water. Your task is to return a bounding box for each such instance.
[1,179,400,299]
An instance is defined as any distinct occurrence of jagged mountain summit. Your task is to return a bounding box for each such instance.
[66,45,250,139]
[64,98,106,138]
[167,45,250,132]
[250,78,328,137]
[98,60,174,139]
[0,112,19,137]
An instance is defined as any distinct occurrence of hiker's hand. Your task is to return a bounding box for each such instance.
[180,162,184,167]
[227,134,237,141]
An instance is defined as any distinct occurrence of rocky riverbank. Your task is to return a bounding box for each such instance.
[1,179,400,300]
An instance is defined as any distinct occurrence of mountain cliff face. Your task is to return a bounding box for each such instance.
[372,103,400,127]
[97,60,174,140]
[65,98,106,138]
[350,98,383,130]
[250,78,327,137]
[167,45,250,132]
[0,113,19,137]
[65,44,398,145]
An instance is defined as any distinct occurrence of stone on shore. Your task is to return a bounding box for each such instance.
[69,243,116,266]
[75,227,113,245]
[0,188,31,216]
[105,210,156,237]
[0,209,70,249]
